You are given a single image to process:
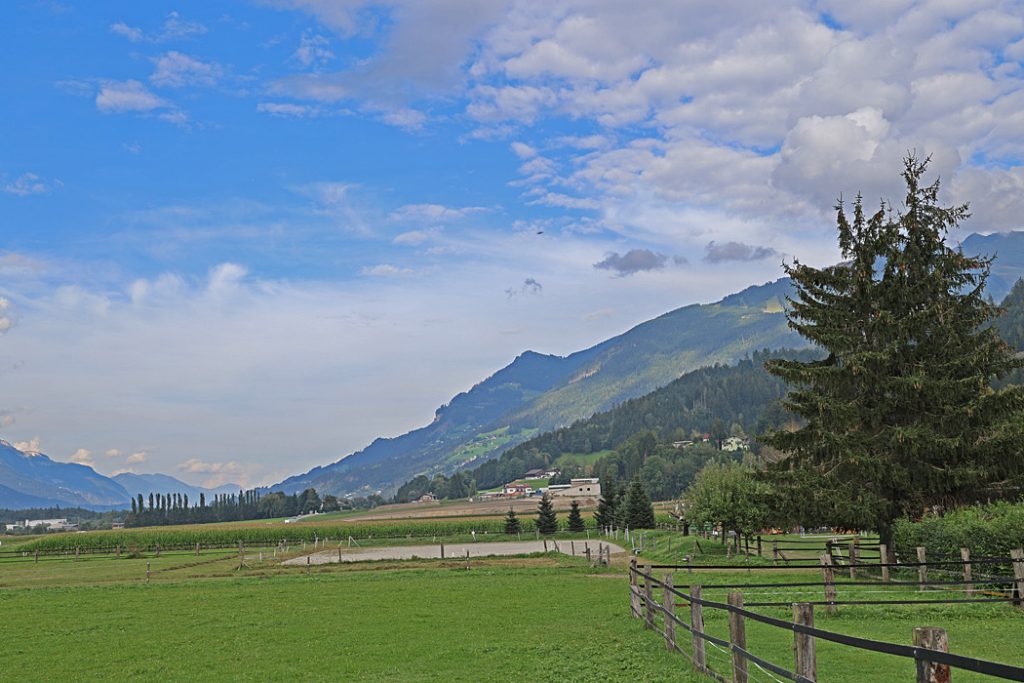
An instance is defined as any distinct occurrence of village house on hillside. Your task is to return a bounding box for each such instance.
[523,467,560,480]
[547,478,601,499]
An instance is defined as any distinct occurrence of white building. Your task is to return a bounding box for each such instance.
[547,478,601,499]
[4,518,77,532]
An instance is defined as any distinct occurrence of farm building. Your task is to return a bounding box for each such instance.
[4,518,78,532]
[547,478,601,499]
[503,483,534,496]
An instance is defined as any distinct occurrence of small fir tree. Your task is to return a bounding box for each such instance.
[503,507,521,535]
[536,493,558,534]
[594,477,618,528]
[621,478,656,529]
[567,499,586,532]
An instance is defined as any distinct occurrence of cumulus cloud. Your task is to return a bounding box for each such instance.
[178,458,248,487]
[0,297,17,334]
[293,32,335,68]
[3,172,59,196]
[361,263,413,276]
[704,241,779,264]
[126,451,147,464]
[68,448,95,467]
[257,102,323,117]
[13,437,41,454]
[150,52,223,88]
[390,203,486,223]
[392,229,437,245]
[0,411,15,428]
[95,80,171,113]
[104,449,122,458]
[109,12,207,43]
[594,249,669,276]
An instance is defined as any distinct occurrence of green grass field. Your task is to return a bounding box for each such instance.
[1,564,692,682]
[2,526,1021,682]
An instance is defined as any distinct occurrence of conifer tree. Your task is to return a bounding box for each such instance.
[594,477,618,528]
[764,156,1024,544]
[536,493,558,534]
[503,506,521,535]
[621,477,656,529]
[567,499,586,532]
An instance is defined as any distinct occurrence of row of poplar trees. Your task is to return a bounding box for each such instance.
[762,155,1024,547]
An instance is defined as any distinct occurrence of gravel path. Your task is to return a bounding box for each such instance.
[282,540,626,565]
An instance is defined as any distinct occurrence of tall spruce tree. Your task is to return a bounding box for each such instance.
[764,156,1024,545]
[567,499,586,532]
[621,477,656,529]
[503,507,521,535]
[594,478,618,528]
[536,493,558,534]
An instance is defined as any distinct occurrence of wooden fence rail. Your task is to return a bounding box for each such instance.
[629,559,1024,682]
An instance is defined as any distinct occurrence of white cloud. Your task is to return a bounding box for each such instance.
[392,229,438,245]
[0,297,17,334]
[178,458,249,488]
[390,204,485,223]
[109,22,144,42]
[13,437,42,454]
[257,102,323,117]
[68,448,95,467]
[361,263,413,276]
[109,12,207,44]
[104,449,122,458]
[150,52,224,88]
[126,451,147,464]
[95,80,170,113]
[3,172,59,196]
[292,32,335,68]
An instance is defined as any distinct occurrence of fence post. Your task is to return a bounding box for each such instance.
[757,535,762,558]
[1011,548,1024,608]
[772,540,779,565]
[793,602,816,682]
[146,561,150,584]
[728,591,748,683]
[880,543,890,583]
[913,627,950,683]
[663,574,676,652]
[820,553,837,615]
[195,542,200,557]
[75,547,80,562]
[849,538,859,580]
[644,564,655,630]
[571,540,575,557]
[916,547,927,592]
[960,548,973,597]
[34,549,39,564]
[690,584,706,673]
[440,542,445,559]
[629,558,642,618]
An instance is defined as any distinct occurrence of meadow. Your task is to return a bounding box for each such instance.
[2,520,1022,681]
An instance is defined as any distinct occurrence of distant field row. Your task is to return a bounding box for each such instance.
[12,514,678,553]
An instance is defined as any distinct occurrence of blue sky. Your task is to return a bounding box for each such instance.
[2,0,1024,487]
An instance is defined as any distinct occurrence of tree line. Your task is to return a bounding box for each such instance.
[124,487,384,527]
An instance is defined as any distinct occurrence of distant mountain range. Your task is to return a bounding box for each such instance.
[274,230,1024,498]
[275,277,804,497]
[0,440,239,511]
[7,231,1024,507]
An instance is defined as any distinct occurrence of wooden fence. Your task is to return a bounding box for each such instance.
[629,558,1024,682]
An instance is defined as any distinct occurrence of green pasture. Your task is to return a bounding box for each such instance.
[2,527,1021,682]
[2,565,691,683]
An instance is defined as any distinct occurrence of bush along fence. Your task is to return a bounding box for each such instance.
[628,559,1024,682]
